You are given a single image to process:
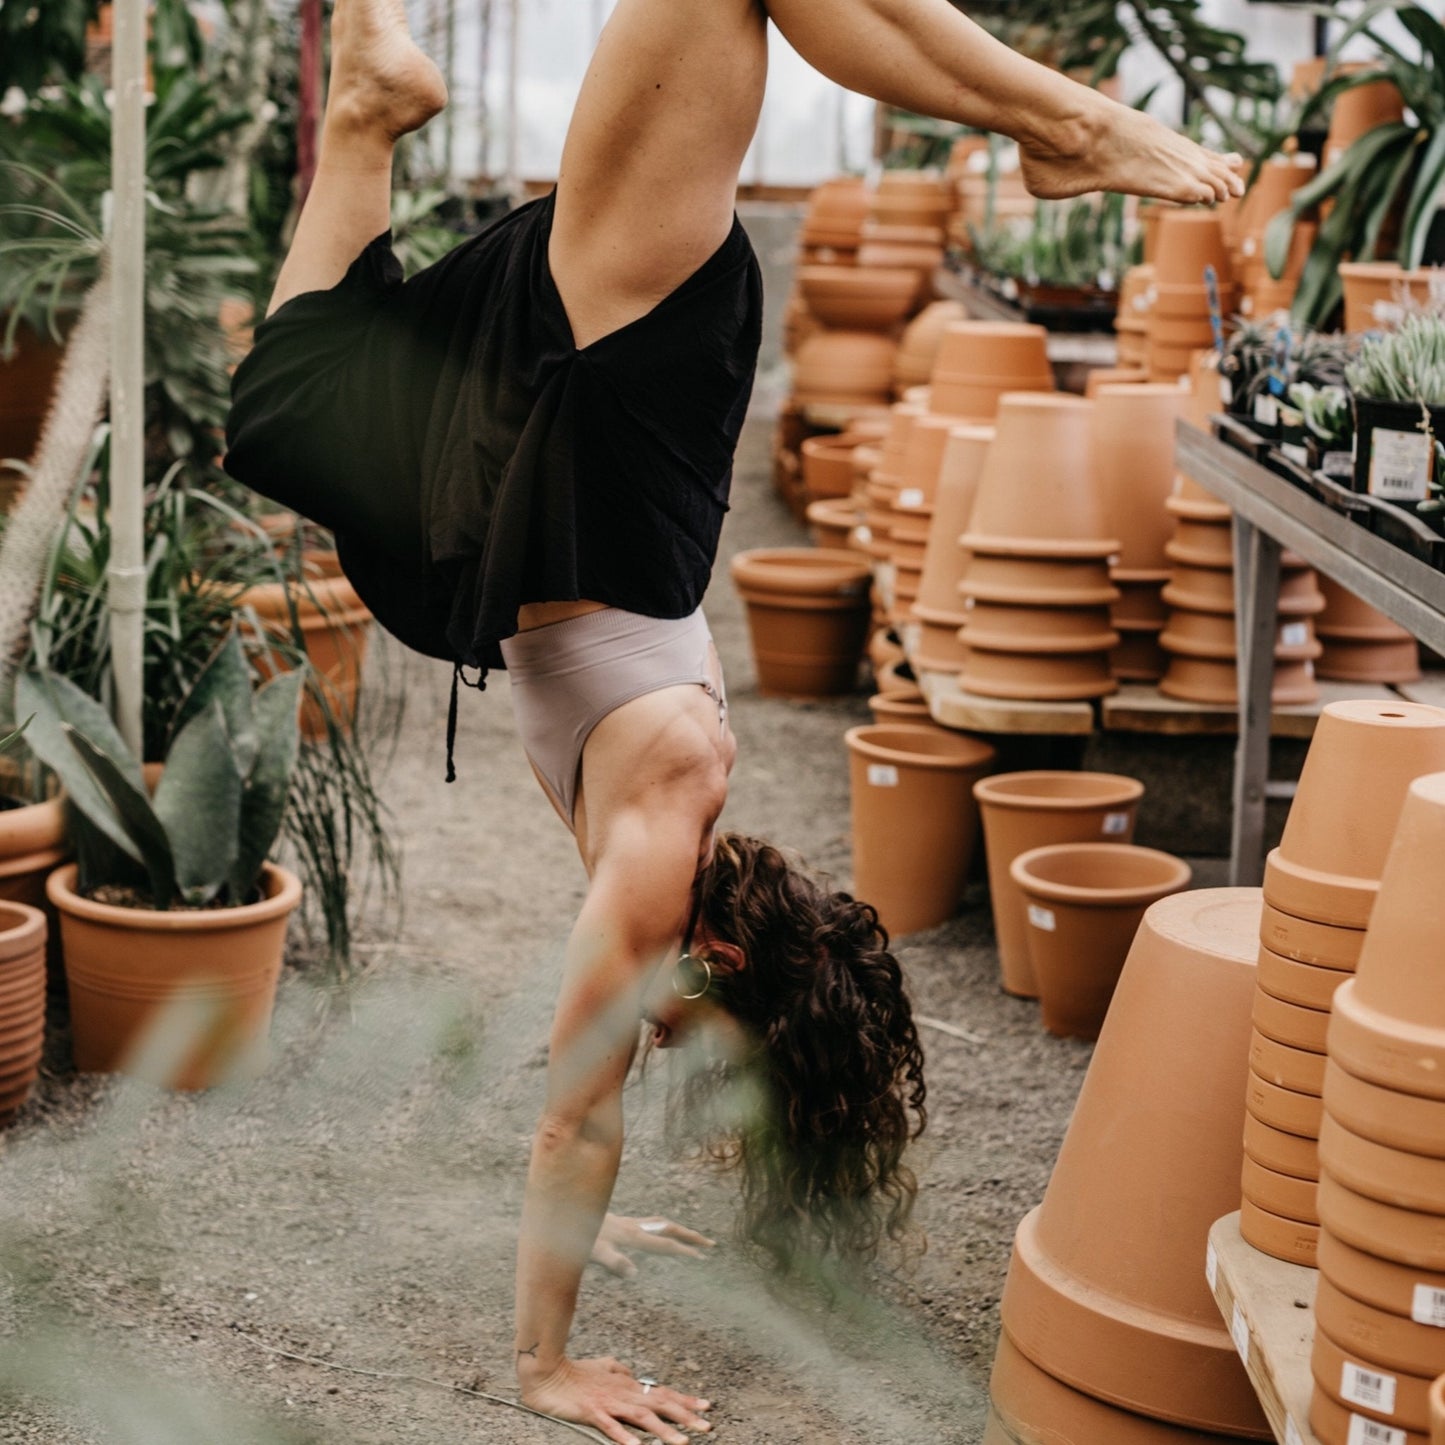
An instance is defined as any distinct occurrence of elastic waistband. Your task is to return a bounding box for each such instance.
[501,606,708,679]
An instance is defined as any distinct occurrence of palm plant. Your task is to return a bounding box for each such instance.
[0,0,101,95]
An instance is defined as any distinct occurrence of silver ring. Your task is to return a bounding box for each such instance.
[639,1378,657,1394]
[639,1221,667,1235]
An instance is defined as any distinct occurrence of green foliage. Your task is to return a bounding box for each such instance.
[970,192,1132,290]
[0,715,32,753]
[0,0,101,95]
[388,187,471,277]
[1346,314,1445,403]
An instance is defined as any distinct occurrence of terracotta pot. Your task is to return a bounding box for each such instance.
[1316,1273,1445,1380]
[872,401,928,483]
[1319,1170,1445,1271]
[914,424,995,615]
[1011,843,1191,1039]
[962,600,1117,653]
[911,608,972,673]
[48,861,300,1090]
[796,265,918,331]
[1313,1325,1436,1436]
[1239,1197,1319,1265]
[1319,1114,1445,1214]
[1159,608,1239,660]
[1318,1228,1445,1323]
[1247,1068,1325,1136]
[1084,367,1151,398]
[800,437,860,501]
[1433,1374,1444,1445]
[894,301,969,390]
[1158,656,1238,705]
[959,646,1117,701]
[974,772,1144,999]
[1112,570,1172,626]
[1266,705,1445,931]
[1236,157,1317,262]
[896,414,969,507]
[0,901,46,1125]
[1241,1153,1320,1222]
[1149,316,1219,348]
[999,888,1272,1436]
[1325,1059,1445,1159]
[868,627,905,674]
[1253,989,1331,1053]
[963,394,1118,558]
[1319,636,1423,686]
[1089,384,1185,572]
[0,789,68,991]
[1149,344,1205,383]
[988,1328,1242,1445]
[0,320,66,477]
[867,691,933,726]
[1244,1113,1320,1180]
[961,553,1118,607]
[845,724,997,937]
[1111,625,1170,682]
[1153,210,1233,290]
[1162,565,1237,616]
[932,321,1052,383]
[1260,904,1365,971]
[730,548,872,698]
[1318,579,1419,643]
[1311,1387,1429,1445]
[806,496,859,550]
[876,659,922,697]
[1164,514,1235,569]
[1325,76,1405,166]
[792,331,899,406]
[1340,263,1442,334]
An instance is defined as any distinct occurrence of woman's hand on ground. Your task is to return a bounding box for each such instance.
[590,1214,715,1278]
[519,1355,712,1445]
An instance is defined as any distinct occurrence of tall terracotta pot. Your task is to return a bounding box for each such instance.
[0,902,47,1125]
[973,771,1144,998]
[845,724,996,937]
[1090,383,1185,572]
[47,862,302,1091]
[998,888,1272,1438]
[1011,843,1192,1039]
[731,548,872,698]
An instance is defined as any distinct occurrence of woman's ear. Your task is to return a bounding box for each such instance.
[702,938,746,974]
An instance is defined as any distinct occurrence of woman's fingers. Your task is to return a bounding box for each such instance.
[593,1243,640,1278]
[632,1216,716,1251]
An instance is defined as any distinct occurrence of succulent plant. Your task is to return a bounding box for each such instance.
[1346,314,1445,405]
[14,630,302,908]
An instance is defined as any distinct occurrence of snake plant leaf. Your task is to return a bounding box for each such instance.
[166,628,258,776]
[1398,4,1445,79]
[1402,126,1445,269]
[152,702,243,907]
[230,670,304,904]
[62,726,179,906]
[1359,135,1422,261]
[14,670,147,864]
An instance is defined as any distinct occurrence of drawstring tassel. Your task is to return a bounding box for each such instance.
[444,660,488,783]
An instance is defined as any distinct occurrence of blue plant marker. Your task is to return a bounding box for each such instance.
[1204,264,1226,354]
[1271,326,1291,399]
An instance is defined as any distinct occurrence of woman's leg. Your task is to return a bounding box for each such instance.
[267,0,446,317]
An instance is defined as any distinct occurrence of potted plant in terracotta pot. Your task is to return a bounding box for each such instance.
[16,631,304,1089]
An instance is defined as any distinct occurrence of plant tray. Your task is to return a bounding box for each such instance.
[1357,492,1445,569]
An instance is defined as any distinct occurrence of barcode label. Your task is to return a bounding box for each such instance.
[1230,1301,1249,1363]
[1367,427,1433,502]
[1412,1282,1445,1326]
[1341,1361,1397,1414]
[1285,1420,1304,1445]
[1102,811,1130,836]
[1205,1241,1219,1291]
[867,765,899,788]
[897,488,925,509]
[1347,1416,1406,1445]
[1027,905,1056,932]
[1280,622,1310,648]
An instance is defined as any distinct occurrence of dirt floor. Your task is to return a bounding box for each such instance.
[0,208,1187,1445]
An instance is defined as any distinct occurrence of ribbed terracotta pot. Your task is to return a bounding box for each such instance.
[974,772,1144,998]
[1011,843,1191,1039]
[1318,1170,1445,1272]
[1266,704,1445,930]
[0,901,47,1125]
[730,548,872,698]
[894,300,968,390]
[795,265,918,331]
[845,724,997,937]
[999,888,1272,1436]
[800,436,861,501]
[0,788,68,991]
[806,496,859,550]
[792,330,899,406]
[1325,1059,1445,1158]
[1260,903,1365,970]
[961,553,1118,608]
[959,645,1117,702]
[48,862,300,1090]
[1312,1325,1436,1436]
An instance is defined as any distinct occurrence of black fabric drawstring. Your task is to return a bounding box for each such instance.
[445,660,488,783]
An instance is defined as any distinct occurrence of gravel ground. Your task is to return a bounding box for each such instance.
[0,207,1146,1445]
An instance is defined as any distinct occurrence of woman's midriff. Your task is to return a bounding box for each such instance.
[516,599,610,631]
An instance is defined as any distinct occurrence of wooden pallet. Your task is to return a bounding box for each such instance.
[918,667,1097,735]
[1103,680,1402,740]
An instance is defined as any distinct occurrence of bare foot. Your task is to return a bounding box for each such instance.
[1020,94,1245,207]
[327,0,448,141]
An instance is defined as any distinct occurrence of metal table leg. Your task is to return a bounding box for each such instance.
[1231,516,1283,886]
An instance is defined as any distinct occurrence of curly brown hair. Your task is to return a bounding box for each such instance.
[672,832,928,1274]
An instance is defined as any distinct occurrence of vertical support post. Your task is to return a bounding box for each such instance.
[504,0,520,199]
[108,0,147,761]
[1230,516,1283,886]
[298,0,324,206]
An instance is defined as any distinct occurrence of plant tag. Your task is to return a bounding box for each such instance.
[897,488,925,510]
[1205,1241,1219,1292]
[1411,1282,1445,1326]
[1323,450,1355,478]
[1281,442,1309,465]
[1346,1415,1406,1445]
[1341,1361,1397,1415]
[1102,811,1130,836]
[1368,427,1433,502]
[1219,374,1234,405]
[1027,904,1056,932]
[1285,1419,1305,1445]
[1254,394,1279,428]
[1230,1301,1249,1364]
[1279,622,1310,648]
[867,764,899,788]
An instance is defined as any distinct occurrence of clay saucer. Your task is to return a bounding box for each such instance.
[1252,988,1331,1053]
[1316,1273,1445,1379]
[1318,1170,1445,1271]
[1241,1153,1320,1223]
[1239,1195,1319,1266]
[1310,1386,1429,1445]
[1256,945,1352,1012]
[1247,1068,1324,1136]
[1317,1228,1445,1323]
[1331,981,1445,1104]
[1312,1325,1435,1435]
[1243,1112,1320,1180]
[1324,1059,1445,1158]
[1319,1113,1445,1214]
[1259,903,1365,970]
[1250,1029,1326,1096]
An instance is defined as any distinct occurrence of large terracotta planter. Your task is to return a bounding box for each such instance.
[998,888,1272,1437]
[845,724,996,937]
[730,548,872,698]
[795,265,918,331]
[974,771,1144,998]
[0,787,68,991]
[1091,383,1184,571]
[0,902,47,1125]
[47,861,301,1091]
[1011,843,1191,1039]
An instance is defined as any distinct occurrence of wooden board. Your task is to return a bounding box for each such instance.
[1208,1212,1320,1445]
[1395,672,1445,710]
[1103,680,1401,740]
[920,667,1096,735]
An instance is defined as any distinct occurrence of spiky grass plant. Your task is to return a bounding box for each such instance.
[1346,314,1445,404]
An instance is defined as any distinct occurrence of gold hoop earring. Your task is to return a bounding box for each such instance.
[672,953,713,1001]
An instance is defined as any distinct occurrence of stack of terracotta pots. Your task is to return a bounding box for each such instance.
[0,901,47,1124]
[893,300,968,393]
[989,889,1274,1443]
[860,401,927,564]
[859,177,948,312]
[798,176,870,263]
[958,393,1121,702]
[930,321,1055,419]
[885,414,967,622]
[1242,700,1445,1270]
[974,771,1145,999]
[1115,264,1154,370]
[1147,211,1237,382]
[1307,770,1445,1445]
[1316,576,1422,684]
[1434,1376,1445,1443]
[1091,382,1186,682]
[1232,156,1319,319]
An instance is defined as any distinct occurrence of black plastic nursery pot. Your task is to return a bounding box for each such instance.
[1350,396,1445,504]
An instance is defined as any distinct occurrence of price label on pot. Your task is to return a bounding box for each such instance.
[1101,811,1130,836]
[1346,1416,1407,1445]
[1279,622,1310,648]
[1411,1282,1445,1326]
[1368,427,1433,502]
[867,764,900,788]
[1230,1301,1250,1364]
[1254,393,1279,428]
[1205,1241,1219,1292]
[1341,1361,1397,1415]
[897,488,925,510]
[1027,904,1056,932]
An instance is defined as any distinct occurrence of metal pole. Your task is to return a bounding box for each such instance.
[108,0,147,760]
[504,0,519,197]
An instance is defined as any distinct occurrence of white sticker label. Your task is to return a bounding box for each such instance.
[867,764,900,788]
[1347,1416,1406,1445]
[1027,904,1056,932]
[1286,1420,1305,1445]
[1281,442,1309,465]
[1324,450,1355,476]
[1205,1241,1219,1292]
[1341,1361,1397,1415]
[1242,236,1258,257]
[1219,374,1234,405]
[897,488,925,510]
[1254,393,1280,428]
[1230,1301,1250,1364]
[1102,811,1130,836]
[1368,427,1433,502]
[1411,1282,1445,1327]
[1280,622,1310,648]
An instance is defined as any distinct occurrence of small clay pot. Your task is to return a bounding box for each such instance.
[960,553,1119,607]
[1159,655,1238,705]
[1316,577,1412,642]
[1244,1113,1320,1180]
[961,600,1118,653]
[1319,636,1423,685]
[845,724,997,937]
[1241,1153,1320,1223]
[1165,518,1235,570]
[959,646,1117,701]
[1111,625,1170,682]
[1316,1273,1445,1380]
[932,320,1052,381]
[867,691,933,727]
[1112,571,1172,625]
[1159,607,1239,660]
[915,424,995,614]
[1319,1170,1445,1272]
[800,436,861,501]
[1325,75,1405,163]
[1313,1325,1436,1435]
[873,401,927,479]
[1163,565,1237,617]
[792,330,899,406]
[910,607,972,673]
[894,414,967,506]
[1250,1029,1326,1096]
[1310,1387,1429,1445]
[1153,210,1233,289]
[1260,904,1365,970]
[1324,1059,1445,1159]
[1011,842,1191,1039]
[1090,383,1184,571]
[1239,1196,1319,1266]
[1318,1228,1445,1325]
[806,496,860,550]
[1340,262,1441,334]
[1247,1068,1324,1137]
[795,265,918,331]
[1319,1113,1445,1215]
[875,659,923,698]
[1253,988,1331,1053]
